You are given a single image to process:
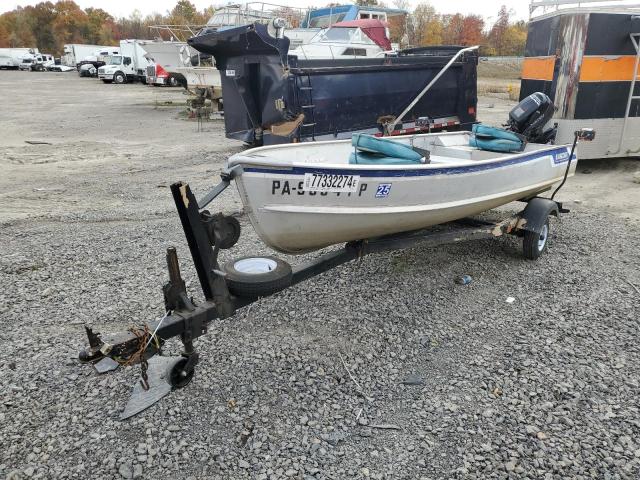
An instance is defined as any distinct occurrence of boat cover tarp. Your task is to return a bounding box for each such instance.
[469,124,525,153]
[350,133,425,164]
[332,19,392,51]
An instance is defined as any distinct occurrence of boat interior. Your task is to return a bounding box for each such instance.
[230,131,560,168]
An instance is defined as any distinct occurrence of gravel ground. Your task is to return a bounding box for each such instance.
[1,71,640,480]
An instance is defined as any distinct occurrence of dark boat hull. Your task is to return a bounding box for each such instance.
[189,24,478,145]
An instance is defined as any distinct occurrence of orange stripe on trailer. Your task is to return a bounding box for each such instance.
[580,56,640,82]
[521,56,555,81]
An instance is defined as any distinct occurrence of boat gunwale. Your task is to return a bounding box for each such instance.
[228,134,574,174]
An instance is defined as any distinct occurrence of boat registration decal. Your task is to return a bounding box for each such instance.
[375,183,392,198]
[272,180,368,196]
[552,151,570,165]
[303,173,360,193]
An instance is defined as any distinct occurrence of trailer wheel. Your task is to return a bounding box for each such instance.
[523,218,550,260]
[169,75,178,87]
[169,357,195,389]
[114,71,126,84]
[223,256,292,297]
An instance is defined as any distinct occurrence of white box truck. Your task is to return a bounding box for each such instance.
[0,48,39,69]
[62,44,118,68]
[97,40,154,84]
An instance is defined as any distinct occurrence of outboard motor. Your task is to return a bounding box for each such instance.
[507,92,556,143]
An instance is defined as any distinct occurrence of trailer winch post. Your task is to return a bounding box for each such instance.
[170,182,235,319]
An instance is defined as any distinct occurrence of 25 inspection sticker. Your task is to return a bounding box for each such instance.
[303,173,360,193]
[375,183,392,198]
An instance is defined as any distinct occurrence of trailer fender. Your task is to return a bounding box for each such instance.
[519,197,559,234]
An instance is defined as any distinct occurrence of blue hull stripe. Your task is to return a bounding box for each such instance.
[243,148,575,178]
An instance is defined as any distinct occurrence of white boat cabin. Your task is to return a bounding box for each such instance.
[289,19,392,59]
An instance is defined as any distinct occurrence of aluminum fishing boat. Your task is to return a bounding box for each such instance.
[227,130,577,253]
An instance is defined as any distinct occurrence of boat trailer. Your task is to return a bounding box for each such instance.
[80,130,594,419]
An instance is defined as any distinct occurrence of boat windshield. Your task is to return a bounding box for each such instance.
[22,58,33,63]
[308,13,347,28]
[106,55,123,65]
[314,27,375,45]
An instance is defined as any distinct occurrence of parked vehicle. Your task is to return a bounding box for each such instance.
[0,48,38,69]
[61,44,118,68]
[19,53,54,71]
[98,40,154,84]
[139,41,189,86]
[146,63,183,86]
[34,54,55,71]
[48,64,75,72]
[18,56,34,71]
[188,22,478,145]
[77,47,120,75]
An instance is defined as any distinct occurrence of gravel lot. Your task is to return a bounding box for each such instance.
[1,71,640,480]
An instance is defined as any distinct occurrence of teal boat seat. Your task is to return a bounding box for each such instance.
[350,133,426,165]
[469,124,525,153]
[349,152,425,165]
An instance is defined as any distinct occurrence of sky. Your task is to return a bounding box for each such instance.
[1,0,531,21]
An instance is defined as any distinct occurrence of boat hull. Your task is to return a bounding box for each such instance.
[232,146,576,253]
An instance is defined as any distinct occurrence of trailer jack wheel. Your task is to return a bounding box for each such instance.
[169,357,195,389]
[522,218,550,260]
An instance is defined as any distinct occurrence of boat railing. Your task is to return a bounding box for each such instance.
[207,3,309,29]
[148,24,208,42]
[530,0,640,17]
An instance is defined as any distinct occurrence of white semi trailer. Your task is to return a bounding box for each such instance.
[62,44,118,68]
[0,48,39,69]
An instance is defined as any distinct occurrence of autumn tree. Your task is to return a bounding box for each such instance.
[487,5,512,55]
[9,8,37,48]
[51,1,89,46]
[0,19,10,47]
[410,2,442,46]
[168,0,199,25]
[29,3,57,52]
[84,7,114,44]
[461,15,484,46]
[442,13,484,46]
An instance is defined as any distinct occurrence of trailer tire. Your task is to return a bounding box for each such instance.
[169,75,178,87]
[114,71,126,84]
[169,357,195,389]
[523,217,549,260]
[223,256,292,298]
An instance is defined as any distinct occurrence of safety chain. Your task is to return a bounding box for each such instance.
[139,356,150,391]
[124,325,153,391]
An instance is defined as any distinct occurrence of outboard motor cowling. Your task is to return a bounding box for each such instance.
[508,92,555,143]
